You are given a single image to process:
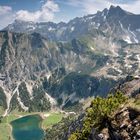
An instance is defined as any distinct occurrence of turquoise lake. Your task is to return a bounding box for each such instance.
[10,114,44,140]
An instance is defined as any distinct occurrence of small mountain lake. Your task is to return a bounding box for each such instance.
[10,114,44,140]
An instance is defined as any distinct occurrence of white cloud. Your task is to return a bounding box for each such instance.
[0,6,12,15]
[65,0,112,14]
[67,0,140,15]
[119,1,140,14]
[67,0,109,13]
[0,0,60,29]
[16,0,59,22]
[80,0,111,14]
[0,6,15,29]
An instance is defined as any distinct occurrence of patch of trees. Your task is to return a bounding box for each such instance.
[69,92,127,140]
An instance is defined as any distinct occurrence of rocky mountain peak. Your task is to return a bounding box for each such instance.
[3,5,140,42]
[108,5,128,17]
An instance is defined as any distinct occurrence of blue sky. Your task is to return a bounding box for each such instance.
[0,0,140,29]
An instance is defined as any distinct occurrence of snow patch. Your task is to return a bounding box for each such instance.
[90,45,95,51]
[128,25,138,43]
[46,72,51,80]
[124,63,132,68]
[112,65,122,74]
[48,27,55,31]
[124,36,132,43]
[87,15,95,20]
[96,23,100,27]
[70,26,75,32]
[27,25,36,30]
[136,54,140,62]
[119,21,125,32]
[90,22,95,25]
[25,82,33,96]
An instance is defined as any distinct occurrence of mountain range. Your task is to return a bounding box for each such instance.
[4,5,140,43]
[0,5,140,115]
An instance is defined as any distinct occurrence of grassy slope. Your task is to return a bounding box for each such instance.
[42,113,63,129]
[0,107,14,140]
[0,123,13,140]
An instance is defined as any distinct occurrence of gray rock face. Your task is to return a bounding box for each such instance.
[111,76,140,97]
[0,31,117,114]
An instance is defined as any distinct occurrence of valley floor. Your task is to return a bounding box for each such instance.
[0,110,64,140]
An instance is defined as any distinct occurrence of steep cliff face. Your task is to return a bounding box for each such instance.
[111,75,140,97]
[0,31,117,114]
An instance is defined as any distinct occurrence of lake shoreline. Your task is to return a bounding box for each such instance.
[6,123,14,140]
[10,114,44,140]
[9,112,48,140]
[7,111,62,140]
